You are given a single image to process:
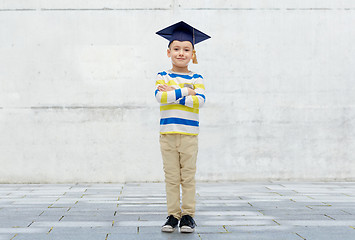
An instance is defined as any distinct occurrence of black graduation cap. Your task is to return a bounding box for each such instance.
[156,21,211,46]
[156,21,210,64]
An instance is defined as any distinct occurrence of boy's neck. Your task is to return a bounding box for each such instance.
[171,65,190,74]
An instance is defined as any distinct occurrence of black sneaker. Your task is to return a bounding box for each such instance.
[161,215,179,233]
[179,215,196,233]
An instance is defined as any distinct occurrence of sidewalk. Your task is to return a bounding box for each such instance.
[0,182,354,240]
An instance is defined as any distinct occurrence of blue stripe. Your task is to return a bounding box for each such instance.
[160,117,199,127]
[179,96,186,106]
[169,73,201,79]
[158,71,167,76]
[157,71,203,80]
[169,73,192,79]
[155,89,159,96]
[192,74,203,79]
[196,93,206,102]
[157,71,203,79]
[175,89,182,100]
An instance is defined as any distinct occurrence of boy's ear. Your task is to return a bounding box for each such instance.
[167,48,171,58]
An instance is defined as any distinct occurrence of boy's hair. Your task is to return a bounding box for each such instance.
[168,40,195,49]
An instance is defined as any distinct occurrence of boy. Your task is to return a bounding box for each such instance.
[155,21,210,233]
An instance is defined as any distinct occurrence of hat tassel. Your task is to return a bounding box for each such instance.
[192,50,198,64]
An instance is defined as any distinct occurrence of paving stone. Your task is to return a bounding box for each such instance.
[132,226,162,233]
[72,203,119,210]
[198,210,263,216]
[115,220,162,227]
[199,219,277,226]
[1,182,355,239]
[66,210,116,218]
[108,232,200,240]
[31,220,113,228]
[117,206,166,213]
[198,232,301,240]
[15,232,107,240]
[325,215,355,220]
[115,213,166,222]
[0,217,35,228]
[0,227,48,234]
[225,225,291,232]
[39,207,70,213]
[0,234,14,240]
[110,226,138,234]
[49,226,112,234]
[272,214,337,221]
[277,219,355,227]
[62,214,114,221]
[291,226,355,240]
[195,226,229,234]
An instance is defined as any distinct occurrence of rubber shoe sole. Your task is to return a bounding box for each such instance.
[180,226,195,233]
[161,225,176,233]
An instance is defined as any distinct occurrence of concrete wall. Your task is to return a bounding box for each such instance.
[1,0,354,183]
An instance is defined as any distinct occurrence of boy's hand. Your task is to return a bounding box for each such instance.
[158,84,174,92]
[187,88,196,96]
[158,84,195,95]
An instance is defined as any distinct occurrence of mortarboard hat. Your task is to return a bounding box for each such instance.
[156,21,211,64]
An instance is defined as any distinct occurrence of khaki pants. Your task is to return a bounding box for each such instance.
[160,134,198,219]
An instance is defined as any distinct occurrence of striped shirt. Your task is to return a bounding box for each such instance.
[155,70,206,135]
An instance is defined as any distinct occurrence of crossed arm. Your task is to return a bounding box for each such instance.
[158,84,196,96]
[155,83,205,109]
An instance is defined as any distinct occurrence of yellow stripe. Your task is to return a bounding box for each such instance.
[155,80,165,85]
[161,131,198,136]
[167,80,178,86]
[161,92,167,103]
[160,104,199,114]
[192,96,199,109]
[156,80,179,87]
[194,84,205,90]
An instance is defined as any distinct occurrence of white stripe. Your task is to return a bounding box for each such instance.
[160,124,199,135]
[157,70,204,135]
[160,110,199,122]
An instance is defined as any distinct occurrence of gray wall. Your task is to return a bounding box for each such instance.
[1,0,354,183]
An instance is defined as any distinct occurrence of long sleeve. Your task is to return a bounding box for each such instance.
[154,70,205,135]
[155,74,189,104]
[178,77,206,109]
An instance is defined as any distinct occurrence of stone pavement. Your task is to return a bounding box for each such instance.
[0,182,354,240]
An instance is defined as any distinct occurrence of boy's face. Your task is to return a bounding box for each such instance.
[167,40,194,70]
